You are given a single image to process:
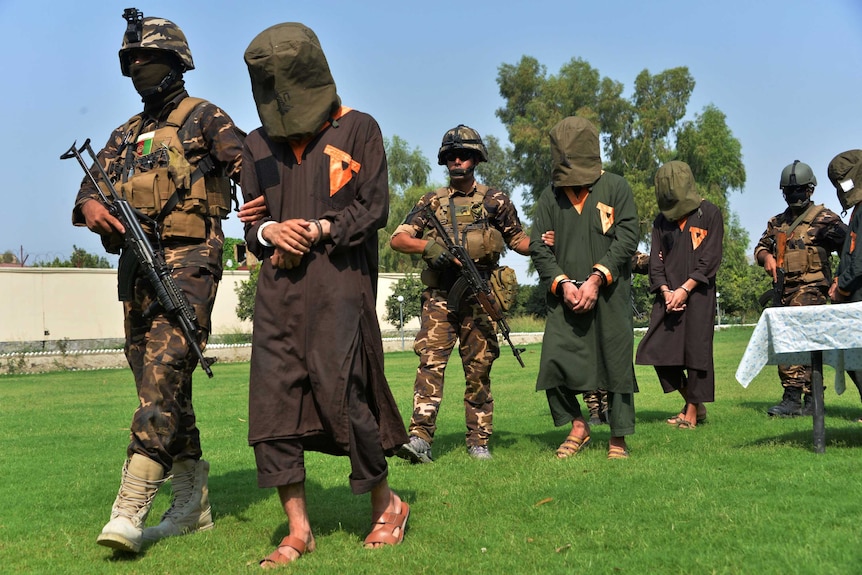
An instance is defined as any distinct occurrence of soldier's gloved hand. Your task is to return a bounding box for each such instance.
[423,240,456,270]
[167,147,192,189]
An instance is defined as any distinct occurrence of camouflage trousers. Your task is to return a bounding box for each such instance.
[777,286,827,393]
[583,389,608,419]
[123,266,217,470]
[409,287,500,447]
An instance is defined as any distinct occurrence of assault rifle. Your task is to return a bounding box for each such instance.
[61,139,215,377]
[423,205,525,367]
[773,232,787,308]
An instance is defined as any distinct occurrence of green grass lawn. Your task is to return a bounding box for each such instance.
[2,326,862,574]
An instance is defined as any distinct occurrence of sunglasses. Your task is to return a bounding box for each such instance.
[443,150,475,162]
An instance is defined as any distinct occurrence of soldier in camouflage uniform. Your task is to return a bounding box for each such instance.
[71,9,247,553]
[390,125,530,461]
[754,160,848,417]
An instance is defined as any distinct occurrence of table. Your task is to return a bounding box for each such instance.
[735,301,862,453]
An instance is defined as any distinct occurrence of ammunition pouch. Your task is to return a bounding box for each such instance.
[115,97,233,241]
[431,185,504,268]
[490,266,518,311]
[783,245,827,284]
[463,226,505,268]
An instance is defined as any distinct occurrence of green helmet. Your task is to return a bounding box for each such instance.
[779,160,816,189]
[437,125,488,165]
[119,9,194,77]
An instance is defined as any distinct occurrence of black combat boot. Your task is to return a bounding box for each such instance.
[767,387,803,417]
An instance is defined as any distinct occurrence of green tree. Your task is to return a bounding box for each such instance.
[222,237,245,270]
[497,57,696,238]
[234,264,259,322]
[475,134,518,194]
[383,274,424,329]
[380,135,433,273]
[36,245,112,268]
[1,250,20,265]
[495,55,770,320]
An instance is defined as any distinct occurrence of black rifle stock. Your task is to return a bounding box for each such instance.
[422,205,525,367]
[61,139,215,377]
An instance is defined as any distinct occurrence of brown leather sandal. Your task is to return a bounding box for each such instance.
[555,434,591,459]
[260,535,312,569]
[607,445,630,459]
[364,501,410,548]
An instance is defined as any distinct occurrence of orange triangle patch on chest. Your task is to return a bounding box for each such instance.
[596,202,614,234]
[690,226,708,250]
[324,144,361,197]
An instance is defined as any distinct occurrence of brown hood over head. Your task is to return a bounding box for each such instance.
[549,116,602,188]
[244,22,341,142]
[827,149,862,211]
[654,161,702,221]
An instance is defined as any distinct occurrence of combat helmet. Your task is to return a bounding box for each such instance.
[437,125,488,165]
[779,160,816,189]
[119,8,194,77]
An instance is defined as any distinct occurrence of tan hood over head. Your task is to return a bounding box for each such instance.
[244,22,341,142]
[654,161,702,221]
[549,116,602,188]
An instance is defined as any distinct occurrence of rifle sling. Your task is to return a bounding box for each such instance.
[785,203,824,237]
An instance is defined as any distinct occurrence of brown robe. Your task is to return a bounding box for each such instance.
[243,109,407,455]
[636,200,724,372]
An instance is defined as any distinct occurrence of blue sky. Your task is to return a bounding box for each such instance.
[1,0,860,283]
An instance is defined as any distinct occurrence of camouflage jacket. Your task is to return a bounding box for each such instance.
[393,184,529,264]
[72,91,244,274]
[754,203,848,291]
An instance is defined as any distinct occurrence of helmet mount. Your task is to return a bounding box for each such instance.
[123,8,143,45]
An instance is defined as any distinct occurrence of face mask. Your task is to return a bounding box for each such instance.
[129,60,175,95]
[783,187,810,208]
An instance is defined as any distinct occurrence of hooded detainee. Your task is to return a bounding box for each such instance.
[239,22,410,568]
[529,116,640,460]
[635,161,724,429]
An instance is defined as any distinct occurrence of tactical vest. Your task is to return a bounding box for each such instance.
[428,185,505,269]
[777,203,829,284]
[114,97,232,240]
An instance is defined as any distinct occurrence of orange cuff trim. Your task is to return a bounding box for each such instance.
[551,274,569,294]
[839,287,851,297]
[593,264,612,285]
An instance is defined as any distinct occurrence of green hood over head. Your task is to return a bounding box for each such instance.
[244,22,341,142]
[549,116,602,188]
[654,161,702,221]
[827,149,862,211]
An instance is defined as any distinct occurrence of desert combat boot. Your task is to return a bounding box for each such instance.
[143,458,213,542]
[97,454,166,553]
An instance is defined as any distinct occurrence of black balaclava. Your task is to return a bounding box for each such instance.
[129,52,184,114]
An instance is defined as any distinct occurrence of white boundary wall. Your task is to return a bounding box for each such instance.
[0,268,418,343]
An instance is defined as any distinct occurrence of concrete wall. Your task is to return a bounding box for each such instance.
[0,268,418,344]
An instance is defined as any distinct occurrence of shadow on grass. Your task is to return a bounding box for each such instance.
[743,426,862,450]
[209,466,273,523]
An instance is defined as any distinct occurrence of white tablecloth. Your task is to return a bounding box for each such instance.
[735,301,862,393]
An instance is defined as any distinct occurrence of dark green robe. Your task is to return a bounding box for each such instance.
[530,173,639,393]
